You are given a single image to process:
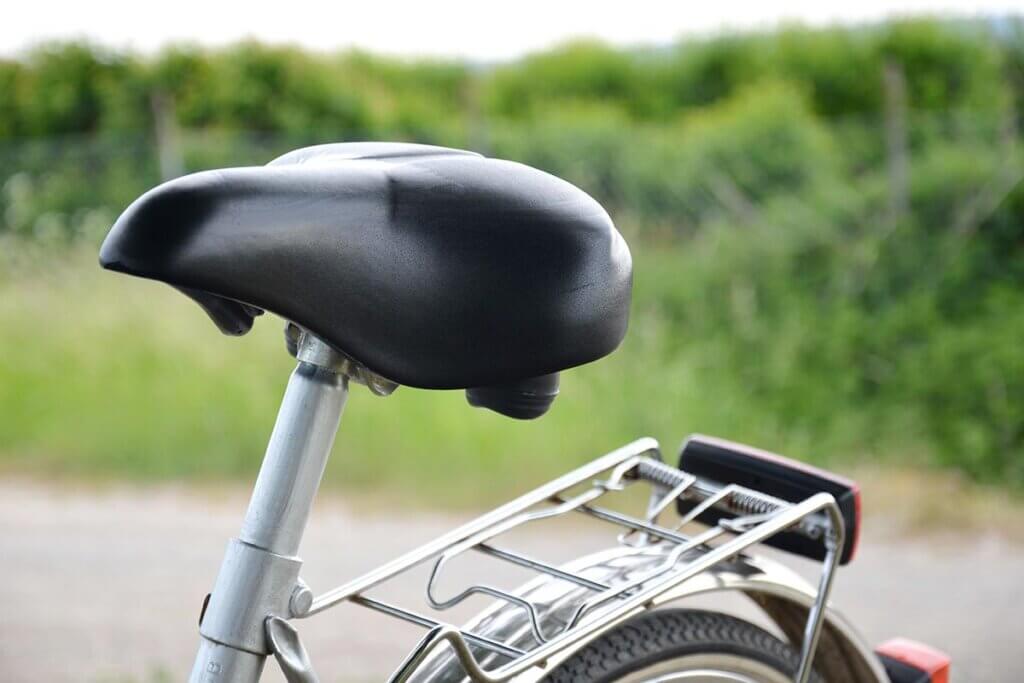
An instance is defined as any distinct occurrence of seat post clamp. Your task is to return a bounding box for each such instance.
[295,329,347,371]
[199,539,305,655]
[288,323,398,396]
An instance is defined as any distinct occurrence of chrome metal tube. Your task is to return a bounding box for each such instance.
[474,544,609,591]
[351,596,527,659]
[795,522,845,683]
[240,363,347,556]
[190,345,348,683]
[305,437,660,615]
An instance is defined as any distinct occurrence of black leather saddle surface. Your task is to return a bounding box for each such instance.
[100,142,632,391]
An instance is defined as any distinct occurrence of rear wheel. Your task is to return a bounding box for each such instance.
[545,609,821,683]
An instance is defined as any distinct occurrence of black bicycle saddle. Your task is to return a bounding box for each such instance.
[100,142,632,417]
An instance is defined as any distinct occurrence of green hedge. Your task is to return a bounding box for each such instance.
[1,18,1023,491]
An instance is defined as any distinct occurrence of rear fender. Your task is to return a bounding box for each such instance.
[656,553,889,683]
[405,545,888,683]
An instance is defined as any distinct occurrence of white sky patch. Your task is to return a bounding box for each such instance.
[2,0,1021,60]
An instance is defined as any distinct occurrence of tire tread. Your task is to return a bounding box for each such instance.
[545,608,821,683]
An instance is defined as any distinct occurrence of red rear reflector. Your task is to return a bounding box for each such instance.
[848,480,862,562]
[876,638,951,683]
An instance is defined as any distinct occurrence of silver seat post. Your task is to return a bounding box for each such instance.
[190,333,348,683]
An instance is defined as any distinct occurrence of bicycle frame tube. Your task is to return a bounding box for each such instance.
[190,335,348,683]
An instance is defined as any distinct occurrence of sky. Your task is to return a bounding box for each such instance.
[3,0,1022,60]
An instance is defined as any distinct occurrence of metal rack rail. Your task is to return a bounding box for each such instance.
[292,438,845,683]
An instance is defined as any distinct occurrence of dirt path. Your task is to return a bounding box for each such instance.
[0,481,1019,682]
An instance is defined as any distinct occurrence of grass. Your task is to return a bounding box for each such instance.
[0,243,971,505]
[0,247,681,503]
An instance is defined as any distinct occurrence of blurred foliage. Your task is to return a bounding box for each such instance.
[1,17,1024,494]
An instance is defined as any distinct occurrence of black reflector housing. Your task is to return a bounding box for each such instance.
[676,434,861,565]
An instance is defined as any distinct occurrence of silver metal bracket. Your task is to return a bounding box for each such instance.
[266,616,320,683]
[288,323,398,396]
[200,539,304,654]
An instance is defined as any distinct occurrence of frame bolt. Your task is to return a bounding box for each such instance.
[289,579,314,618]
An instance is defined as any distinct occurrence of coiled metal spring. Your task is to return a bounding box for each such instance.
[725,490,783,516]
[634,459,690,489]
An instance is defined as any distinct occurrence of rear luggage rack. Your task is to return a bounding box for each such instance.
[293,438,846,683]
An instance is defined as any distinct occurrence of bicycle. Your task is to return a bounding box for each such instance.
[99,142,950,683]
